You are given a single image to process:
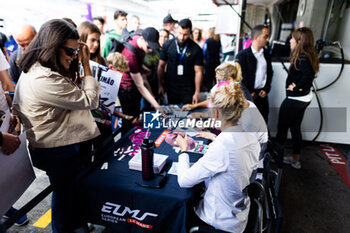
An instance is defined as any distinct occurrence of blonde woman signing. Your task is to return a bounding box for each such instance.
[182,63,267,160]
[176,82,260,233]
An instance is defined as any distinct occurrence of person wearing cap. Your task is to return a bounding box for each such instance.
[163,14,178,40]
[158,18,204,105]
[119,27,164,118]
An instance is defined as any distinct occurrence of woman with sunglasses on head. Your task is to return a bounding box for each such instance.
[275,27,319,169]
[176,82,260,233]
[182,63,267,165]
[183,63,267,164]
[13,19,100,233]
[182,62,251,112]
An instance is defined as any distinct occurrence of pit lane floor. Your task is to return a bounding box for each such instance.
[4,141,350,233]
[279,142,350,233]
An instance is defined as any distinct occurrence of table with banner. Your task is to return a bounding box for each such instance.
[77,121,211,233]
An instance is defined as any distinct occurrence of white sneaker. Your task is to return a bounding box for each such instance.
[283,156,301,169]
[283,156,293,164]
[291,160,301,169]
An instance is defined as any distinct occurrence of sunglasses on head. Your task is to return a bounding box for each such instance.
[216,76,228,82]
[62,47,79,57]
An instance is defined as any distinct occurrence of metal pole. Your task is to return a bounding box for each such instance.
[235,1,244,56]
[222,0,252,30]
[321,0,334,39]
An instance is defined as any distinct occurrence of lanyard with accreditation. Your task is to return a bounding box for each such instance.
[175,39,187,76]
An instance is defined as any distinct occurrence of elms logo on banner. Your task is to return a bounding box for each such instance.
[101,202,158,229]
[143,111,162,129]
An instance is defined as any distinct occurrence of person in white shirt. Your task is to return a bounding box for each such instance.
[176,82,260,233]
[0,50,20,155]
[182,63,267,160]
[0,50,27,226]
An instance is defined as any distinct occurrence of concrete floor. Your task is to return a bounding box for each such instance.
[279,142,350,233]
[3,142,350,233]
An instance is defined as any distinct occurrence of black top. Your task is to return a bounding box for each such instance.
[9,49,23,83]
[0,32,8,60]
[144,49,160,96]
[204,38,221,65]
[235,46,273,94]
[160,38,203,95]
[0,32,7,48]
[286,56,315,97]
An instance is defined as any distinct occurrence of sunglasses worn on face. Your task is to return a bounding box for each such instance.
[62,47,79,57]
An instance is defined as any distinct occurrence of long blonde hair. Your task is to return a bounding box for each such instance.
[211,82,245,124]
[290,27,319,74]
[215,62,243,82]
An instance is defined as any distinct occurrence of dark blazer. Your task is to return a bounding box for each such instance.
[286,56,315,97]
[235,46,273,94]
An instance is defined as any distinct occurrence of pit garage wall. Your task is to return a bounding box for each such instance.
[268,63,350,145]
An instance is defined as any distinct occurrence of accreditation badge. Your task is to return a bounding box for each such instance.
[177,65,184,76]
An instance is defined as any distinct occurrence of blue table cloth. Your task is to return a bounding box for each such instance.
[78,127,207,233]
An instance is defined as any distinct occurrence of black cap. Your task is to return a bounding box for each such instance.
[163,14,178,24]
[142,27,160,50]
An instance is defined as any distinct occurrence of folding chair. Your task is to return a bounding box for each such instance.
[189,181,265,233]
[261,152,283,233]
[266,140,284,196]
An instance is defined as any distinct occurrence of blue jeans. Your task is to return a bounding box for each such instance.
[140,97,152,112]
[29,143,90,233]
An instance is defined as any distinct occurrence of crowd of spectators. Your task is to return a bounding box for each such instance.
[0,9,319,233]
